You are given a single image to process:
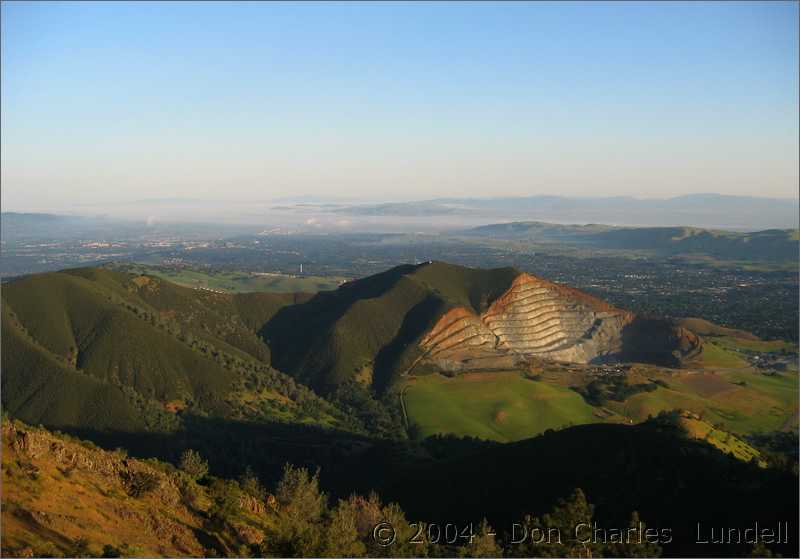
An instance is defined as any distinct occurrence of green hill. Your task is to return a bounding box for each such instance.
[402,372,600,442]
[262,262,519,391]
[1,268,352,434]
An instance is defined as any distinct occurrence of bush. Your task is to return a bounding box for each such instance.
[68,537,91,558]
[125,470,161,497]
[179,479,200,508]
[208,479,242,527]
[179,449,209,479]
[101,544,121,558]
[239,466,267,501]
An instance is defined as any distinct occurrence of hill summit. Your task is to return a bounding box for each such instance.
[263,261,701,391]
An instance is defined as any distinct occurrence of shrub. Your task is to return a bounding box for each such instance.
[239,466,267,501]
[208,479,242,527]
[179,449,209,479]
[68,537,91,558]
[125,470,161,497]
[101,544,121,558]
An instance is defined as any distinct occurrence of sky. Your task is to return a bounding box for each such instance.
[2,1,798,211]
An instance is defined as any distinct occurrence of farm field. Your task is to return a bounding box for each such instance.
[712,335,797,353]
[694,340,749,368]
[403,365,798,444]
[108,264,346,293]
[606,368,798,435]
[401,371,601,442]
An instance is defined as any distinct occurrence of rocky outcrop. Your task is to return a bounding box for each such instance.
[419,272,698,371]
[1,420,277,558]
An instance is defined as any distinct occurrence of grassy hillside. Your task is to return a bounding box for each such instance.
[2,306,159,432]
[605,369,798,435]
[2,420,219,557]
[402,372,600,442]
[263,262,520,391]
[400,358,797,445]
[1,268,353,435]
[677,415,763,463]
[4,417,797,558]
[1,419,424,558]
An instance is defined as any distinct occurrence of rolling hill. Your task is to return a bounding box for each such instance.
[1,268,350,434]
[3,263,795,441]
[2,261,754,434]
[264,261,701,393]
[461,221,800,262]
[328,194,800,229]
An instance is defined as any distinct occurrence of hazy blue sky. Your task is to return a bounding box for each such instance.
[2,1,798,211]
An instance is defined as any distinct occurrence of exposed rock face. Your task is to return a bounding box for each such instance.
[419,273,697,370]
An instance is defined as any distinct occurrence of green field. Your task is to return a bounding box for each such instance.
[713,336,797,354]
[403,366,798,443]
[697,341,749,368]
[402,372,600,442]
[607,369,798,435]
[108,264,347,293]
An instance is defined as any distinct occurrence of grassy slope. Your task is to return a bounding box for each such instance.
[715,337,797,352]
[607,369,798,435]
[264,262,520,390]
[1,420,271,558]
[402,363,798,443]
[695,341,749,368]
[403,372,599,442]
[679,416,763,463]
[1,307,153,432]
[1,268,346,433]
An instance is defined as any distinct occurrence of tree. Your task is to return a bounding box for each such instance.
[460,519,502,558]
[261,464,328,557]
[605,511,663,558]
[320,498,367,557]
[508,488,599,558]
[179,449,208,479]
[239,465,267,501]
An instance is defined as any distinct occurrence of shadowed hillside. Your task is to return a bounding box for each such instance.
[262,262,520,391]
[1,268,355,434]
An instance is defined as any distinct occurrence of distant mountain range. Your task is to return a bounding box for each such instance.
[459,222,799,261]
[331,194,800,229]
